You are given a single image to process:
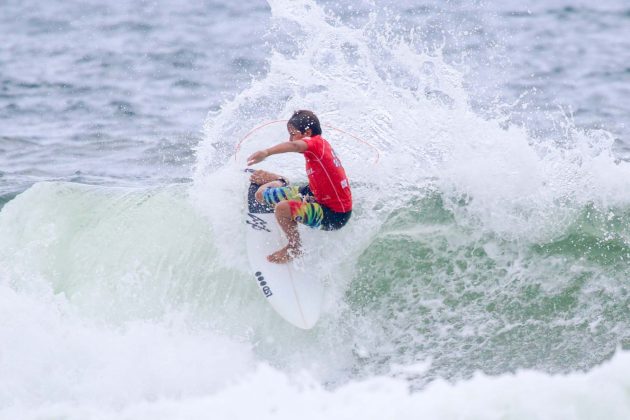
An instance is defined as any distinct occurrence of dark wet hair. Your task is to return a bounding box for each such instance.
[288,110,322,136]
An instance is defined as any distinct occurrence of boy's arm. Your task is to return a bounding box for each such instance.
[247,140,308,166]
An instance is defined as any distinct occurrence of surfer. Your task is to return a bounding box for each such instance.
[247,110,353,263]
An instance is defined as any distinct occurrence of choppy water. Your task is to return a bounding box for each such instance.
[1,0,630,418]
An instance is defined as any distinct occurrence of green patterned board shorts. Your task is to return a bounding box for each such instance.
[262,185,351,231]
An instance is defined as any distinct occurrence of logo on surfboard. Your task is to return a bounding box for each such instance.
[246,213,271,232]
[255,271,273,298]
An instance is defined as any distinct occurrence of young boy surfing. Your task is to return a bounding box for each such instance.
[246,110,352,263]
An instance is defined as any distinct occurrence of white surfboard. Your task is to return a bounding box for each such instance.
[245,181,324,329]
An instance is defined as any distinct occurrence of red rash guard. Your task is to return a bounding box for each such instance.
[302,135,352,213]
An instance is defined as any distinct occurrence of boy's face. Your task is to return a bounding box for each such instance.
[287,124,312,141]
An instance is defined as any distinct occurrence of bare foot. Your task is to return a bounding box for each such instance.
[267,244,302,264]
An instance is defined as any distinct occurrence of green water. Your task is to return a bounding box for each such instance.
[346,193,630,384]
[2,181,628,388]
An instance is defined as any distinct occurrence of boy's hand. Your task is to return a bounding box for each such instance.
[247,150,268,166]
[249,169,285,185]
[249,170,269,185]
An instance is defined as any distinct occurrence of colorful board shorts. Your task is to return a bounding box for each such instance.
[262,185,352,231]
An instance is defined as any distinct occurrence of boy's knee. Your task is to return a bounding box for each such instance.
[275,201,292,218]
[255,186,266,204]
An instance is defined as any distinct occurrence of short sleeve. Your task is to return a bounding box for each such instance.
[304,136,323,155]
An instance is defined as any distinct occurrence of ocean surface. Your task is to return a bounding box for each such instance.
[1,0,630,418]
